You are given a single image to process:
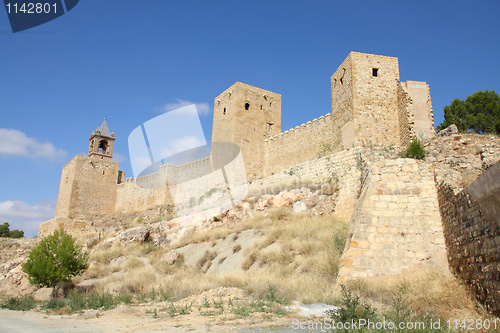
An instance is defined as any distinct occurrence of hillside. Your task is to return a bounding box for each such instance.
[0,131,499,331]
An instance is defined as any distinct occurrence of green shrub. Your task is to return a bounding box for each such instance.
[1,295,37,311]
[22,228,88,287]
[403,137,426,160]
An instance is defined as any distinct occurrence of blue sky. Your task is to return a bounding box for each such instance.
[1,1,499,237]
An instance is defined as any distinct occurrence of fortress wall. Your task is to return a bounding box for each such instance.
[338,159,448,282]
[135,169,166,189]
[169,156,213,184]
[38,218,93,238]
[115,157,212,214]
[251,148,363,222]
[262,114,334,176]
[115,180,171,214]
[437,163,500,316]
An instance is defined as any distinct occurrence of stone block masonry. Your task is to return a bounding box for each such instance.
[54,155,119,219]
[338,158,448,282]
[438,163,500,316]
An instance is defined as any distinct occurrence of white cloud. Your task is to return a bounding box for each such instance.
[112,152,127,163]
[133,156,153,171]
[161,99,212,115]
[0,128,66,159]
[159,135,206,157]
[0,199,57,238]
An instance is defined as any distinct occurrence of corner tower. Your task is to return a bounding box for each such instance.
[212,82,281,178]
[331,52,401,149]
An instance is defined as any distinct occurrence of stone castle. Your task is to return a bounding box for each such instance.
[42,51,434,221]
[39,52,500,314]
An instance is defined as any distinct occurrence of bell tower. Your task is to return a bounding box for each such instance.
[89,118,115,159]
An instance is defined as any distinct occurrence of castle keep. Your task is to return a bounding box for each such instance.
[43,51,434,220]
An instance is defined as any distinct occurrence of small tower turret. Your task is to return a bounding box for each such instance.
[89,118,115,159]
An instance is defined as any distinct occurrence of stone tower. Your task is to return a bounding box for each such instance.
[212,82,281,178]
[331,52,401,150]
[54,119,120,219]
[88,119,115,159]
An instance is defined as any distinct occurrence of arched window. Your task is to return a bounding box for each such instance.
[245,103,250,110]
[98,140,108,154]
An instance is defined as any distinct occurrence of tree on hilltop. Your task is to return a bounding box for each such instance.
[0,222,24,238]
[437,90,500,134]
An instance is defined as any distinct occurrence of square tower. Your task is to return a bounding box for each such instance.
[54,119,121,219]
[212,82,281,178]
[331,52,401,149]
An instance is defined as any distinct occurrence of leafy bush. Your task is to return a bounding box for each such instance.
[22,228,88,287]
[403,137,426,160]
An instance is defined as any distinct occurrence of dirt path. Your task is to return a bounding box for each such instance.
[0,307,322,333]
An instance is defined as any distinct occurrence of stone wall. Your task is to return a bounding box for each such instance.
[438,163,500,315]
[262,114,334,176]
[38,218,93,238]
[115,179,171,214]
[338,158,448,282]
[250,148,363,222]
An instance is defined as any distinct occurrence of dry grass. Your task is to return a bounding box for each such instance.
[158,207,347,303]
[343,269,483,320]
[73,205,352,307]
[232,244,242,253]
[229,208,347,303]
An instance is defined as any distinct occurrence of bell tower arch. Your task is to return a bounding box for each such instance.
[89,118,115,159]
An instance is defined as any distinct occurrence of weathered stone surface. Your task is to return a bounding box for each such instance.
[437,124,458,136]
[293,201,307,213]
[118,226,149,245]
[338,159,449,282]
[438,162,500,316]
[33,287,53,302]
[161,250,180,265]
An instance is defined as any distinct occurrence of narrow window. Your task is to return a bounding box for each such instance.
[223,107,226,115]
[260,105,263,110]
[245,103,250,110]
[372,68,379,77]
[340,78,343,85]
